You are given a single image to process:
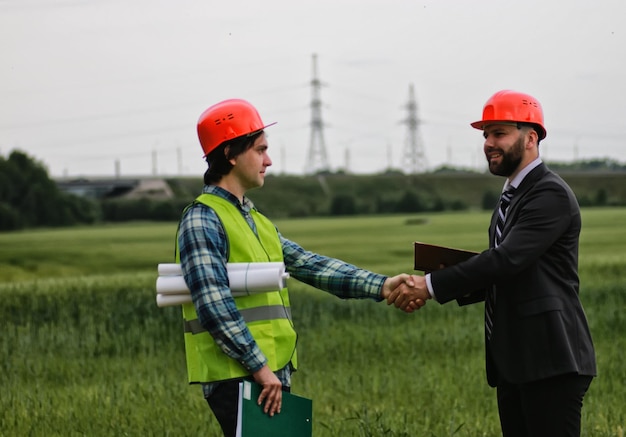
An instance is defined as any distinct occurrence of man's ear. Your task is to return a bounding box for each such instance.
[224,145,237,166]
[526,129,539,149]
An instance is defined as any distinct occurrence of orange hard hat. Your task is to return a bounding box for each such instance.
[197,99,276,157]
[471,90,547,140]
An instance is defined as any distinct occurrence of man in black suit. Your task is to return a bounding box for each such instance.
[388,90,596,437]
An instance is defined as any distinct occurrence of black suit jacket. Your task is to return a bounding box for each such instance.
[431,163,596,387]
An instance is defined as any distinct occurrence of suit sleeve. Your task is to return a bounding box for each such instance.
[431,176,575,305]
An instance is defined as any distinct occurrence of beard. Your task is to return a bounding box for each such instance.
[487,135,525,177]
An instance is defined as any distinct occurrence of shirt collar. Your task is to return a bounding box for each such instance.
[203,185,255,212]
[505,157,542,191]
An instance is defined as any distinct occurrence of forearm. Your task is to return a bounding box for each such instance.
[281,236,386,299]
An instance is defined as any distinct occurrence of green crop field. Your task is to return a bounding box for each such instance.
[1,208,625,436]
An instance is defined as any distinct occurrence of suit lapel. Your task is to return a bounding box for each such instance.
[489,208,498,248]
[490,163,547,246]
[508,163,546,214]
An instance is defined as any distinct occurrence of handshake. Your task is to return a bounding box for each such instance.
[382,273,431,313]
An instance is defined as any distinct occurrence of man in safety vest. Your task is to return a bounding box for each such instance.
[176,98,422,437]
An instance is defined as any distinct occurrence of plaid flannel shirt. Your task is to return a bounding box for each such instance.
[177,185,387,398]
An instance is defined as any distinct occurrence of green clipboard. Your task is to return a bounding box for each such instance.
[236,380,313,437]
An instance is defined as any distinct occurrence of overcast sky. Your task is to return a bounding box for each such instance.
[1,0,625,178]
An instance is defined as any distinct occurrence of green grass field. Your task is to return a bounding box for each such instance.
[1,208,625,436]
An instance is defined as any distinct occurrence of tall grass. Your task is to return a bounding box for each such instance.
[1,208,625,436]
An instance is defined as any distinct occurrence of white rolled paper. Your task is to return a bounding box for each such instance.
[156,293,192,307]
[226,262,285,273]
[227,266,289,294]
[156,276,191,295]
[157,263,183,276]
[155,262,290,307]
[157,262,286,276]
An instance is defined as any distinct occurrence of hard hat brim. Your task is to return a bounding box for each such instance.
[470,120,546,140]
[470,120,518,130]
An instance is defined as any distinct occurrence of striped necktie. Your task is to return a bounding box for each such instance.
[495,186,516,247]
[486,185,516,340]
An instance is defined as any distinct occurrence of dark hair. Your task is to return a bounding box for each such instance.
[517,122,544,144]
[203,130,265,184]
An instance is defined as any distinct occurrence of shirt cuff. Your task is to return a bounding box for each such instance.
[369,274,387,301]
[425,273,437,301]
[238,346,268,374]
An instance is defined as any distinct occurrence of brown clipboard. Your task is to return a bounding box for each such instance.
[413,241,479,272]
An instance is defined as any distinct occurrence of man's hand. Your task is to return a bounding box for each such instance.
[382,274,428,312]
[252,365,283,416]
[386,274,431,312]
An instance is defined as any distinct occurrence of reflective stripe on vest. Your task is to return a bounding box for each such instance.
[184,305,293,334]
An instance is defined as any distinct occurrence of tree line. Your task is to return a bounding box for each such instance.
[1,150,624,231]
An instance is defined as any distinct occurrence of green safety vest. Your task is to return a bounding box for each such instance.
[178,193,298,384]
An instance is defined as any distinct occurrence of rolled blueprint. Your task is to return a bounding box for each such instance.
[157,263,184,276]
[155,262,289,308]
[157,262,285,277]
[156,293,192,307]
[156,276,193,295]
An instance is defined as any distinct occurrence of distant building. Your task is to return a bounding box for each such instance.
[56,177,173,200]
